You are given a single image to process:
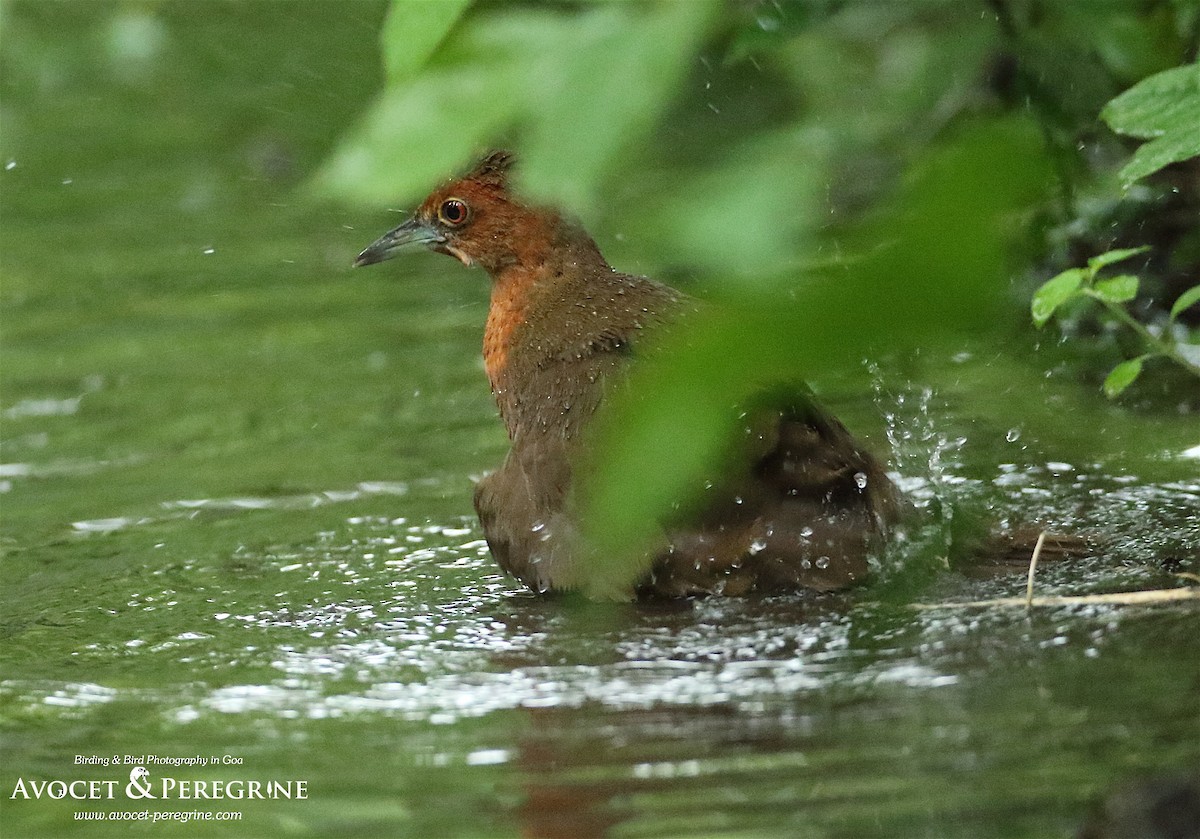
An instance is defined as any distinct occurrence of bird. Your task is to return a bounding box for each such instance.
[354,150,905,598]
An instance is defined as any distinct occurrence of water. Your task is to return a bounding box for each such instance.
[2,4,1198,838]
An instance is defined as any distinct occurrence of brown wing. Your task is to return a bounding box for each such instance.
[642,391,904,597]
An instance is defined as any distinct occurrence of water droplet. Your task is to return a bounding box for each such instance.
[203,247,215,255]
[748,538,766,555]
[853,471,868,490]
[800,558,812,569]
[815,556,830,569]
[4,160,16,171]
[1006,428,1021,443]
[799,526,813,539]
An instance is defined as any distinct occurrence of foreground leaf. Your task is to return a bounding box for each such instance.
[519,0,720,214]
[579,118,1054,586]
[312,2,720,215]
[381,0,471,84]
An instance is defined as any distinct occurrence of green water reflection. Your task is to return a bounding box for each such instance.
[2,3,1197,838]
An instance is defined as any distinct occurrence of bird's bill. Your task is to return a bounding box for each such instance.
[353,217,446,267]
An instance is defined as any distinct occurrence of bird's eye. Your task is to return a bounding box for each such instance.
[438,198,469,227]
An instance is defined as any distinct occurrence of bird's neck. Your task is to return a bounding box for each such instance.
[481,218,611,422]
[483,264,537,396]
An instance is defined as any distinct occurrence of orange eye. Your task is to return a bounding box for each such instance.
[438,198,469,227]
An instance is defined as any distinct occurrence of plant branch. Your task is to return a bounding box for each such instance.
[1087,291,1200,379]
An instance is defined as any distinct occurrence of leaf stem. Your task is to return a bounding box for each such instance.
[1085,291,1200,378]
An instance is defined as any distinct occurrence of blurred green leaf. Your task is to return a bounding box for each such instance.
[519,0,720,214]
[309,11,559,206]
[1170,284,1200,321]
[1094,25,1160,83]
[620,128,826,282]
[1091,274,1139,304]
[311,2,720,214]
[309,67,517,207]
[1101,61,1200,187]
[1103,356,1145,397]
[578,118,1054,585]
[1031,268,1085,327]
[1008,28,1120,129]
[1066,5,1183,85]
[380,0,471,84]
[1087,245,1150,271]
[311,1,1043,290]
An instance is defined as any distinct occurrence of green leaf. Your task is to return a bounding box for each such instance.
[620,129,826,281]
[581,118,1055,571]
[1092,274,1139,304]
[308,65,522,207]
[519,1,720,214]
[1087,245,1150,271]
[312,2,720,214]
[1102,356,1145,398]
[1169,284,1200,321]
[1031,268,1085,327]
[1102,62,1200,138]
[381,0,472,84]
[309,11,562,206]
[1101,62,1200,187]
[1118,130,1200,188]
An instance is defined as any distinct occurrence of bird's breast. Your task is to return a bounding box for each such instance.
[483,268,540,392]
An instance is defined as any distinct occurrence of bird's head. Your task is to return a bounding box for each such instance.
[355,150,555,276]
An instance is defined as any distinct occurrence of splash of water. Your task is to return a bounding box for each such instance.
[868,363,967,578]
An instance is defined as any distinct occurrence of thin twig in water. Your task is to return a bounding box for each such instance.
[1025,531,1047,612]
